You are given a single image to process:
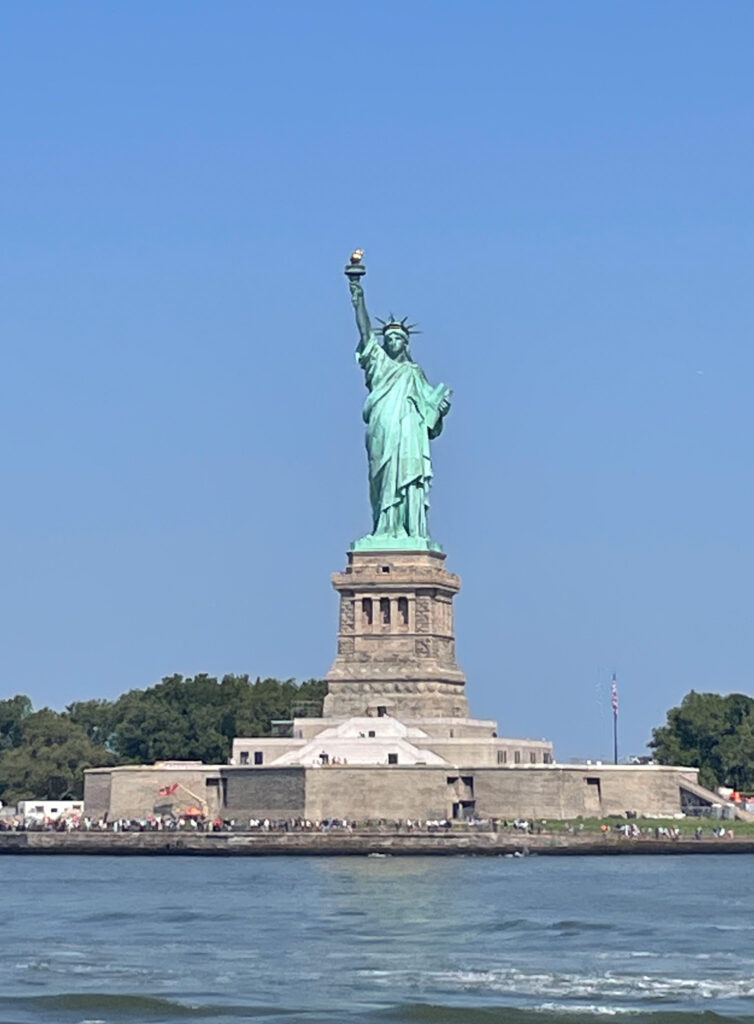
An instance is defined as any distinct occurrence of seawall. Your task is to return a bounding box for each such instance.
[1,831,753,856]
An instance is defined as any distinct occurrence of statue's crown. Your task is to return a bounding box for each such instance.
[376,314,420,337]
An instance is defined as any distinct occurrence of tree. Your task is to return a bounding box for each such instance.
[0,708,114,803]
[66,698,117,749]
[0,694,33,750]
[0,675,328,803]
[110,676,230,764]
[650,690,754,791]
[716,712,754,792]
[109,674,328,764]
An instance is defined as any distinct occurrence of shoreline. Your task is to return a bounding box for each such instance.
[1,831,753,856]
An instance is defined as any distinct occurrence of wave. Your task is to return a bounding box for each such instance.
[1,993,294,1019]
[363,967,754,1006]
[78,910,136,924]
[3,994,754,1024]
[484,918,617,935]
[551,920,616,932]
[374,1005,754,1024]
[79,909,241,926]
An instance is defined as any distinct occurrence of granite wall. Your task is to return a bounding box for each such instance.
[85,763,699,823]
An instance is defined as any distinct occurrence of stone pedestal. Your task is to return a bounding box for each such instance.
[323,549,469,719]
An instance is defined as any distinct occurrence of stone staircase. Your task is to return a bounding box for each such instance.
[680,776,754,823]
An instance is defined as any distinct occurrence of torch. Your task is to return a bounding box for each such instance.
[344,249,366,281]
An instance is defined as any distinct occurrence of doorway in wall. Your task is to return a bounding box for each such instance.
[452,800,476,820]
[584,776,602,815]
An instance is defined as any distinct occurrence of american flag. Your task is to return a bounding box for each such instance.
[158,782,179,796]
[610,674,619,715]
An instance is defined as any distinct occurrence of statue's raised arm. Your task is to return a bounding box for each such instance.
[344,249,372,352]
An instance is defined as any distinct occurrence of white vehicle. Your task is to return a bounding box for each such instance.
[16,800,83,822]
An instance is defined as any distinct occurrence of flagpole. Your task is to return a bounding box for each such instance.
[611,673,619,765]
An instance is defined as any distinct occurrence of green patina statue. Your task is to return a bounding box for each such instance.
[345,251,452,551]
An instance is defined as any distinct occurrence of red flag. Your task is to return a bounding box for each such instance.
[159,782,179,796]
[611,674,619,715]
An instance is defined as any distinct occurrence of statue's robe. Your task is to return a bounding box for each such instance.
[358,332,444,537]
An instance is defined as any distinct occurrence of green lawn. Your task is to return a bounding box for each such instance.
[535,816,754,835]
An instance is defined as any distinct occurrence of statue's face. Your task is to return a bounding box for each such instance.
[383,329,409,359]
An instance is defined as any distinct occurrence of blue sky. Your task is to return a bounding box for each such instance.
[2,3,753,759]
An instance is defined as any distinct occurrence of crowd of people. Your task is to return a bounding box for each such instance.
[601,822,736,839]
[0,814,477,833]
[0,812,742,839]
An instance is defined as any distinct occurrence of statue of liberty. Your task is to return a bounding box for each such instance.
[345,251,452,551]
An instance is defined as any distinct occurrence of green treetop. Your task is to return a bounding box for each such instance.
[650,690,754,791]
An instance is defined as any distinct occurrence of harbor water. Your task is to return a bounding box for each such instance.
[1,853,753,1023]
